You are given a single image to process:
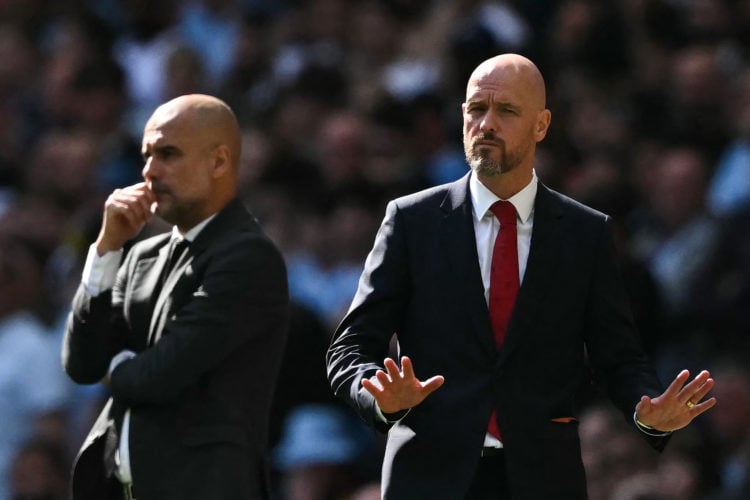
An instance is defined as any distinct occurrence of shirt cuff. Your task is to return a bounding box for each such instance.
[633,411,672,437]
[108,350,136,378]
[375,404,410,423]
[82,244,122,296]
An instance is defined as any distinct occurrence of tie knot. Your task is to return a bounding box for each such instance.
[166,237,190,272]
[490,200,516,225]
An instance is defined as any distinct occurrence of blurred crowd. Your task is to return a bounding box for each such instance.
[0,0,749,499]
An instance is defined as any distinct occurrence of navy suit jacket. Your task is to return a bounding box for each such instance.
[327,174,666,499]
[63,198,289,500]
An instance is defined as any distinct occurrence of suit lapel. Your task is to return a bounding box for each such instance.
[147,240,179,345]
[498,183,564,364]
[439,174,497,356]
[146,198,255,345]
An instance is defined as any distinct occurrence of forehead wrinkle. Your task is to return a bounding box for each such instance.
[466,55,547,110]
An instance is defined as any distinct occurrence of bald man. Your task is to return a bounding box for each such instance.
[63,95,289,500]
[326,54,716,499]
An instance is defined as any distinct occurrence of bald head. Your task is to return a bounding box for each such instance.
[148,94,242,171]
[466,54,547,111]
[462,54,551,197]
[142,94,244,231]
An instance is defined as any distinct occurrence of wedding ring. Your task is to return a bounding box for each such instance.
[686,400,696,409]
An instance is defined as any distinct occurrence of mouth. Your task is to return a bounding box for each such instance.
[149,184,171,197]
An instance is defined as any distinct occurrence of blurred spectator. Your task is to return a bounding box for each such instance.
[273,404,380,500]
[687,204,750,354]
[707,68,750,217]
[630,146,721,321]
[113,0,184,133]
[164,43,207,99]
[0,239,69,500]
[176,0,244,88]
[286,200,379,329]
[407,92,467,186]
[702,355,750,500]
[9,439,69,500]
[580,403,658,500]
[69,56,142,190]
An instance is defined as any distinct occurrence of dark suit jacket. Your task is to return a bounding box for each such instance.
[327,174,667,499]
[63,198,289,500]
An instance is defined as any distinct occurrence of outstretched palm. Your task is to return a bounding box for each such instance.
[362,356,445,414]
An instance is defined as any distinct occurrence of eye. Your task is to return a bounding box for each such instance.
[155,146,179,160]
[466,104,486,114]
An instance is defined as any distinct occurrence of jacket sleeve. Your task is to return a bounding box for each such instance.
[583,217,670,450]
[326,200,412,431]
[62,274,131,385]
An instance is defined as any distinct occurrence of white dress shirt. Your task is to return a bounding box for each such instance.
[470,170,537,447]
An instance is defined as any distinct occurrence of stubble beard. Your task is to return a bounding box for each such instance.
[465,137,522,177]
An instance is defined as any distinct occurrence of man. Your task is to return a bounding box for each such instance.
[326,54,716,499]
[63,94,289,499]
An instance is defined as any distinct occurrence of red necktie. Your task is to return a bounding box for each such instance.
[487,200,519,440]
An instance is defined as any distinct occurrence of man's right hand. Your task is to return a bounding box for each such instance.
[95,182,155,255]
[362,356,445,414]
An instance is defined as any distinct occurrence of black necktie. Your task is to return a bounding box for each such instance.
[163,238,190,283]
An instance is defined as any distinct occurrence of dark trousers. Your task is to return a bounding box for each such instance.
[465,451,510,500]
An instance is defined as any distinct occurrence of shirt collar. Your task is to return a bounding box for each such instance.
[470,170,537,224]
[171,213,217,243]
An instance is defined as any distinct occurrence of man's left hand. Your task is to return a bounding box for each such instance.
[635,369,717,432]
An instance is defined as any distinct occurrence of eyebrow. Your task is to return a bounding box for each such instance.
[142,144,179,160]
[466,98,521,111]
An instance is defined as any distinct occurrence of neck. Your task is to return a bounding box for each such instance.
[477,168,533,200]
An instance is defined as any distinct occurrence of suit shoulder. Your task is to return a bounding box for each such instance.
[390,179,461,212]
[544,186,610,224]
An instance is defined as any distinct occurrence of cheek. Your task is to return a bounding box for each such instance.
[463,119,479,138]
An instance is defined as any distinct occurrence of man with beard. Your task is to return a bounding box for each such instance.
[63,94,289,499]
[326,54,716,499]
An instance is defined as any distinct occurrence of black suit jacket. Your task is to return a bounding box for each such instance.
[327,174,667,499]
[63,198,289,500]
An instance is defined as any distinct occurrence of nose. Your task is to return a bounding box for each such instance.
[142,157,156,180]
[479,111,498,133]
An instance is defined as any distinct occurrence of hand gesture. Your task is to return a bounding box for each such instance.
[95,182,155,255]
[635,369,717,432]
[362,356,445,414]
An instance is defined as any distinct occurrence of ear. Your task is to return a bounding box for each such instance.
[211,144,232,178]
[534,109,552,142]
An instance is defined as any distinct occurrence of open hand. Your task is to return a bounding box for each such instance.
[636,369,717,432]
[362,356,444,414]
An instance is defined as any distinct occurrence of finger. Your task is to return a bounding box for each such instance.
[362,377,383,395]
[109,201,141,228]
[131,190,154,217]
[383,358,402,379]
[663,369,691,399]
[400,356,415,380]
[687,377,715,407]
[375,369,392,387]
[420,375,445,394]
[635,395,653,416]
[112,196,148,224]
[680,371,712,404]
[110,190,149,216]
[691,396,717,417]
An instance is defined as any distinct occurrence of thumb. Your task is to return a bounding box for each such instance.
[421,375,445,394]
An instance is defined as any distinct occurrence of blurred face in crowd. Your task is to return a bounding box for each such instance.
[462,54,551,179]
[141,95,239,231]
